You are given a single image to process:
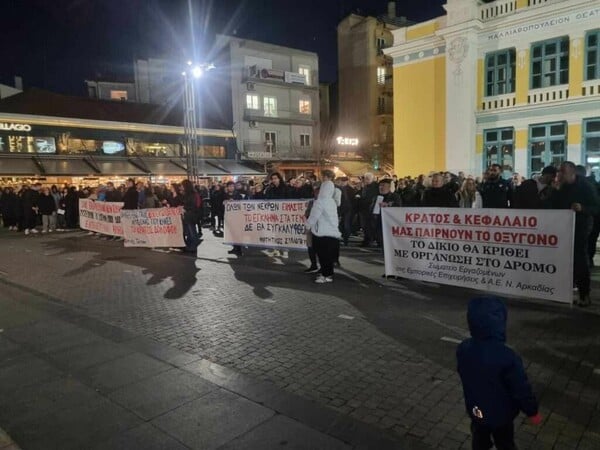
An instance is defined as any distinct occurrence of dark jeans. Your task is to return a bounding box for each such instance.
[312,234,339,277]
[588,216,600,264]
[183,220,200,253]
[23,210,36,230]
[341,211,353,244]
[360,211,375,244]
[471,421,516,450]
[574,228,591,299]
[308,246,317,267]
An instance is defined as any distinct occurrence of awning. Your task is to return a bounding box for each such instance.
[0,157,39,175]
[91,159,147,176]
[135,158,188,176]
[37,158,98,176]
[207,159,265,176]
[336,161,385,178]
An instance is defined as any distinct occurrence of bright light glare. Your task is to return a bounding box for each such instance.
[192,66,204,78]
[187,60,192,66]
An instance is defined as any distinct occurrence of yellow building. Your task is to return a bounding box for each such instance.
[385,0,600,178]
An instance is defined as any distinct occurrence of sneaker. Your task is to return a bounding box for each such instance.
[281,250,289,258]
[41,230,47,234]
[315,275,333,284]
[24,229,30,235]
[304,266,319,273]
[579,295,591,307]
[48,229,53,233]
[30,228,39,234]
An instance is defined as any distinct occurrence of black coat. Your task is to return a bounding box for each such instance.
[422,187,458,208]
[265,183,288,199]
[122,187,139,210]
[512,180,553,209]
[38,194,56,215]
[550,176,599,234]
[479,178,512,208]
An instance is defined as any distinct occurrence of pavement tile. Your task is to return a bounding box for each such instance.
[108,368,217,420]
[126,336,203,367]
[0,355,61,395]
[90,423,188,450]
[46,339,135,372]
[220,414,351,450]
[151,388,274,450]
[77,352,172,393]
[6,396,142,450]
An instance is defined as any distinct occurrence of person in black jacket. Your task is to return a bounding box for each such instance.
[22,183,40,234]
[358,173,380,247]
[0,187,18,230]
[181,179,201,254]
[550,162,600,307]
[264,172,288,199]
[105,182,123,202]
[422,173,458,207]
[224,181,244,255]
[338,177,356,246]
[512,166,556,209]
[457,297,541,450]
[479,164,512,208]
[370,179,401,248]
[210,184,225,232]
[64,187,80,229]
[122,179,139,210]
[38,187,57,233]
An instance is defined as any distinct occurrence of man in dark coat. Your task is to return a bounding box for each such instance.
[122,179,139,210]
[457,296,540,450]
[550,161,599,307]
[264,172,288,199]
[358,173,380,247]
[370,179,401,248]
[224,181,244,255]
[479,164,512,208]
[22,183,40,234]
[105,182,122,202]
[422,173,458,207]
[512,166,556,209]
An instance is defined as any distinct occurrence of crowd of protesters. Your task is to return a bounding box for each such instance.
[1,160,598,304]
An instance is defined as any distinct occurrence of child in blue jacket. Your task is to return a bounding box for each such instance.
[457,296,542,449]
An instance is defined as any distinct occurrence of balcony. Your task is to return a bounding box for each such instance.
[481,93,517,111]
[528,85,569,105]
[244,108,316,126]
[478,0,566,22]
[243,66,317,89]
[242,141,315,161]
[582,79,600,97]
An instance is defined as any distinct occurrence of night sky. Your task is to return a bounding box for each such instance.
[1,0,445,96]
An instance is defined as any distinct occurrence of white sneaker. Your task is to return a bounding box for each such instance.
[24,229,30,235]
[41,230,47,234]
[30,229,39,234]
[49,229,53,233]
[281,250,289,259]
[315,275,333,284]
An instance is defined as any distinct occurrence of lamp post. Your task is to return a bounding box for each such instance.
[182,61,215,183]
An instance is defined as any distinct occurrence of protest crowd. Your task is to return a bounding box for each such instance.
[1,161,598,304]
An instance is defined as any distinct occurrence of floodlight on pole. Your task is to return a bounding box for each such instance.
[192,66,203,78]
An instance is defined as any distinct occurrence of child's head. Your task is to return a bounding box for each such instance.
[467,296,507,342]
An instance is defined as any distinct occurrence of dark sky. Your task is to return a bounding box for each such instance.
[0,0,445,96]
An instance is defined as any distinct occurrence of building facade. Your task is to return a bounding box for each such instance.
[85,80,136,102]
[336,2,411,174]
[385,0,600,178]
[215,35,321,178]
[0,89,262,187]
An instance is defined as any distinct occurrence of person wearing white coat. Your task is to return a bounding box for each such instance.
[306,179,341,283]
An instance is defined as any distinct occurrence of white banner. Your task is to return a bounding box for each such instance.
[224,200,309,250]
[79,199,124,236]
[120,208,185,248]
[382,208,575,303]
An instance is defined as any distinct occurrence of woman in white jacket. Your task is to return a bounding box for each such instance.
[306,179,341,283]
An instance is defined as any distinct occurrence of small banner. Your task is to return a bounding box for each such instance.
[120,208,185,248]
[79,199,124,236]
[382,208,575,303]
[224,200,309,250]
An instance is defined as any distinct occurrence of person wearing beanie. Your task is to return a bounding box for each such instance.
[457,296,541,449]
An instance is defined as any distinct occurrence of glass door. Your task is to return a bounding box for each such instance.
[483,128,514,178]
[584,119,600,181]
[529,122,566,176]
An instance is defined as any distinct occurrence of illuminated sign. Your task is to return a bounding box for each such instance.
[0,123,32,132]
[336,136,359,146]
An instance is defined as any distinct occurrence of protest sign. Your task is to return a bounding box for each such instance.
[79,199,124,236]
[120,208,185,248]
[382,208,575,303]
[224,200,309,250]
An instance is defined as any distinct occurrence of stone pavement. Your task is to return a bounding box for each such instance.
[0,228,599,449]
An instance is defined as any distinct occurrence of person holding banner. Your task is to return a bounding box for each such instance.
[181,180,201,254]
[224,181,244,256]
[306,179,341,284]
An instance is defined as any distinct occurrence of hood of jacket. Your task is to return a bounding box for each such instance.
[318,180,335,200]
[467,296,507,342]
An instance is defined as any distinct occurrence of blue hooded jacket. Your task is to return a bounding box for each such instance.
[457,296,538,428]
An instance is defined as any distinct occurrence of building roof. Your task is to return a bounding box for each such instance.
[0,88,228,130]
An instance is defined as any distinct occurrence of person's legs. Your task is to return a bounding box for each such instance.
[49,212,57,231]
[42,214,49,232]
[342,211,352,245]
[574,229,591,304]
[470,421,493,450]
[183,220,199,252]
[588,216,600,266]
[491,422,517,450]
[317,237,336,278]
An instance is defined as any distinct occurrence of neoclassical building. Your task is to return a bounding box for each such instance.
[385,0,600,178]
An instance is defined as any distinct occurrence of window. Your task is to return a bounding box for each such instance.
[584,118,600,180]
[110,90,128,100]
[300,134,311,147]
[299,99,311,114]
[377,96,386,114]
[263,96,277,117]
[586,30,600,81]
[299,65,311,85]
[376,37,386,50]
[528,122,567,174]
[127,141,179,157]
[377,67,386,85]
[198,145,226,158]
[265,132,277,153]
[483,128,514,176]
[0,135,56,153]
[246,94,259,110]
[485,49,516,97]
[531,37,569,89]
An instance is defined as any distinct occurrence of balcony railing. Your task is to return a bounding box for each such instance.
[244,108,316,125]
[243,67,317,88]
[479,0,517,22]
[528,85,569,105]
[242,142,315,161]
[481,93,517,111]
[582,80,600,97]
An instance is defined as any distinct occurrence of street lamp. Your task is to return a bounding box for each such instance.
[182,61,215,183]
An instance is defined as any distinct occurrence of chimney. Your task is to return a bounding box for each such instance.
[387,1,396,18]
[14,76,23,91]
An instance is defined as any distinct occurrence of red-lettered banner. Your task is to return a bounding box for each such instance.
[120,208,185,248]
[382,208,575,303]
[79,199,124,236]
